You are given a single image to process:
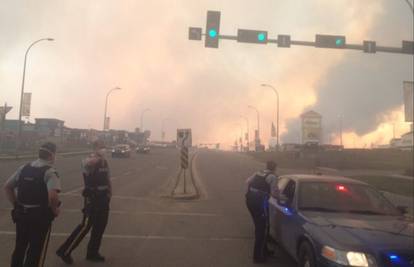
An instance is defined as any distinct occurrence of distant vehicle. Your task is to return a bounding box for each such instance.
[111,144,131,158]
[269,174,414,267]
[136,145,150,154]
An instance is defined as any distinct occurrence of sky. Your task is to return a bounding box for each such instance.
[0,0,413,149]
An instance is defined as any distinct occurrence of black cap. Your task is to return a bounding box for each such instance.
[40,142,57,154]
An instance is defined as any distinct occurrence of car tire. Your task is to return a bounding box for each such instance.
[298,242,316,267]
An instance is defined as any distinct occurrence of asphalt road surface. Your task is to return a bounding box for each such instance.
[0,148,297,267]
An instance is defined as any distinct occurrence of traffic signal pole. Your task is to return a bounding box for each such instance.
[190,11,414,55]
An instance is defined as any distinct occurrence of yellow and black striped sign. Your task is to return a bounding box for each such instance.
[181,147,189,169]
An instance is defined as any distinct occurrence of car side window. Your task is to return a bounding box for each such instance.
[277,178,290,192]
[282,180,296,202]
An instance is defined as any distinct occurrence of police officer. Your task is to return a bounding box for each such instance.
[56,139,111,264]
[3,142,61,267]
[245,160,278,264]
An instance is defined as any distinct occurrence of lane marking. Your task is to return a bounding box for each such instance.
[61,176,118,196]
[0,231,252,241]
[0,208,219,217]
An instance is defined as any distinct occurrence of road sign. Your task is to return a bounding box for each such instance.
[205,11,220,48]
[189,27,202,41]
[177,128,192,148]
[315,34,346,49]
[363,41,376,53]
[278,35,291,47]
[22,92,31,117]
[237,29,268,44]
[181,146,189,169]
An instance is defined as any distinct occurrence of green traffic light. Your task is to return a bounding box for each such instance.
[336,38,343,46]
[209,29,218,38]
[257,33,266,42]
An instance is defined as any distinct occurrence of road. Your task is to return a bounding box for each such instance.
[0,148,299,267]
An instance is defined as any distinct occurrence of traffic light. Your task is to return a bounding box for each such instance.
[189,27,202,40]
[237,29,268,44]
[363,41,376,53]
[278,35,291,47]
[315,34,346,49]
[402,40,414,54]
[205,11,221,48]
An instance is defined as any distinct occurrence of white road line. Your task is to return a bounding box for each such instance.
[61,176,118,196]
[0,231,252,241]
[0,208,219,217]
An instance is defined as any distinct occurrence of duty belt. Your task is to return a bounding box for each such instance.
[86,185,109,191]
[248,187,269,196]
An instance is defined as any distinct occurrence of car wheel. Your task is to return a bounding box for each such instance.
[298,242,316,267]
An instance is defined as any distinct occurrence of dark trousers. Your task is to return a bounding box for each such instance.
[11,210,52,267]
[57,196,109,256]
[246,193,269,261]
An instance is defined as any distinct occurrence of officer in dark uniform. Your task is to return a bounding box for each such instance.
[56,139,111,264]
[245,161,278,263]
[3,142,61,267]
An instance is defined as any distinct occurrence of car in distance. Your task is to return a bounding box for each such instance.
[136,145,150,154]
[269,174,414,267]
[111,144,131,158]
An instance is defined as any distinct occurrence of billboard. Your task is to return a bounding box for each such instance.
[22,93,31,117]
[403,81,413,122]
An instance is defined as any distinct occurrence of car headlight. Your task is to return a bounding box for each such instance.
[322,246,376,267]
[112,150,115,153]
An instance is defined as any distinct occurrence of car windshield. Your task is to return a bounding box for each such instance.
[298,181,401,216]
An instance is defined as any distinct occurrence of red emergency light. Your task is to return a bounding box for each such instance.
[336,185,348,192]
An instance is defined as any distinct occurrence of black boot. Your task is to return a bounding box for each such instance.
[56,250,74,265]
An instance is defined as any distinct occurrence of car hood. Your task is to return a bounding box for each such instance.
[301,211,414,251]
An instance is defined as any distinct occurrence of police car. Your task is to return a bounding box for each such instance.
[269,174,414,267]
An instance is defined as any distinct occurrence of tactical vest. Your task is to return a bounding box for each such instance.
[248,172,271,194]
[84,159,109,190]
[17,164,50,207]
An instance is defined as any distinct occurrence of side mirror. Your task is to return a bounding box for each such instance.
[397,206,408,215]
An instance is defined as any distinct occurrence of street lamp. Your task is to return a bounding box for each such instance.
[161,117,175,141]
[103,87,121,131]
[17,38,54,150]
[261,83,280,150]
[140,108,151,131]
[248,105,260,147]
[240,115,249,151]
[403,0,414,14]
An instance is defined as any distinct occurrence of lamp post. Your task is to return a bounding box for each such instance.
[403,0,414,14]
[140,108,151,131]
[261,83,280,150]
[17,38,54,151]
[248,105,260,149]
[240,115,249,151]
[103,87,121,131]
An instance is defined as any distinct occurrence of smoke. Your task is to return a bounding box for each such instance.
[0,0,412,149]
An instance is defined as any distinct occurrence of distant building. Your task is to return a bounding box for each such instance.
[301,110,322,145]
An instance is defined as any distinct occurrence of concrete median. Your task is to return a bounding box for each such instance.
[171,152,200,200]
